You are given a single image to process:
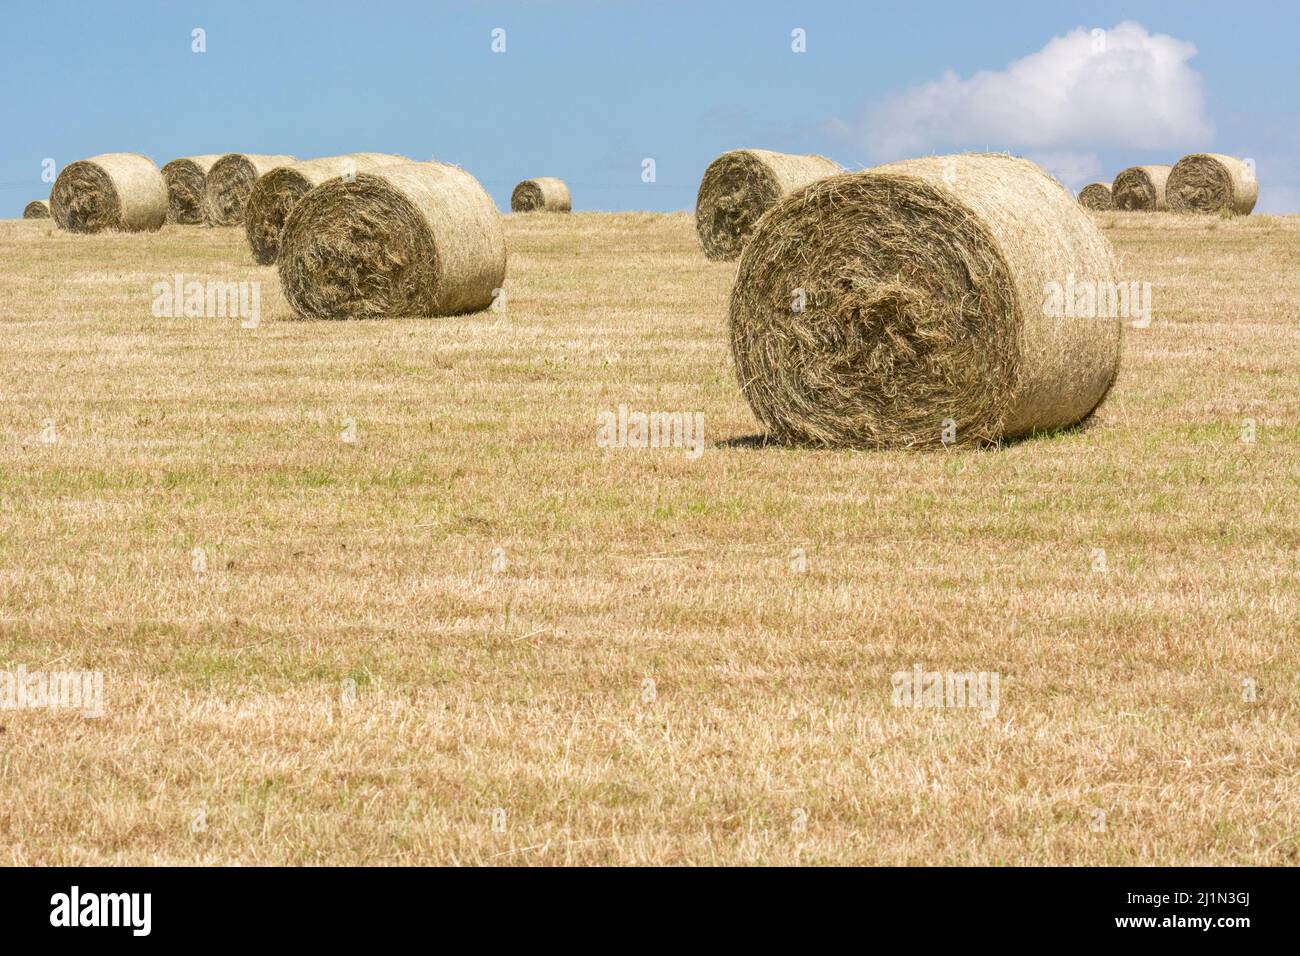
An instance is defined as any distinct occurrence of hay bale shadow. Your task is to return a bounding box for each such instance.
[718,413,1104,452]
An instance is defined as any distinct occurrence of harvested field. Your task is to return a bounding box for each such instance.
[0,211,1296,865]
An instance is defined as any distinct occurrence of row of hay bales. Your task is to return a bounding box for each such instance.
[34,152,535,320]
[1078,154,1257,214]
[33,151,574,231]
[32,152,291,231]
[31,151,581,320]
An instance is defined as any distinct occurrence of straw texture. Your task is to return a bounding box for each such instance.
[729,153,1122,449]
[278,162,507,320]
[50,153,168,233]
[244,153,408,264]
[1166,154,1258,215]
[1111,165,1171,211]
[162,155,222,224]
[1078,183,1113,210]
[203,153,296,225]
[510,177,572,213]
[695,149,843,261]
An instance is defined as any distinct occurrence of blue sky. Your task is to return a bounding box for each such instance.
[2,0,1298,216]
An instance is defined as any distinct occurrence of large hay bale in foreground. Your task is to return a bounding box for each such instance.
[1077,183,1113,210]
[729,154,1122,448]
[1167,153,1258,215]
[1111,165,1171,211]
[50,153,168,233]
[510,177,571,212]
[245,153,408,264]
[278,163,506,319]
[203,152,296,225]
[23,200,50,219]
[695,149,843,261]
[162,155,223,224]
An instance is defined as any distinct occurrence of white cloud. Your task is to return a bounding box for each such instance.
[853,22,1212,161]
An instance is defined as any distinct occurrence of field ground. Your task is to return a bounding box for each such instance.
[0,210,1296,865]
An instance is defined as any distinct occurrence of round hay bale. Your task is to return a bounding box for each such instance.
[203,153,296,226]
[729,153,1122,449]
[245,153,409,264]
[50,153,168,234]
[1077,183,1113,211]
[1111,165,1171,211]
[510,177,572,213]
[23,199,50,219]
[162,155,223,224]
[695,149,844,261]
[1166,153,1258,215]
[278,162,507,320]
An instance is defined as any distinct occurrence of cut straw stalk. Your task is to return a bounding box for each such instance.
[203,153,296,226]
[50,153,168,233]
[510,177,571,212]
[244,153,408,264]
[729,153,1122,449]
[695,149,843,260]
[278,162,506,320]
[1166,154,1258,215]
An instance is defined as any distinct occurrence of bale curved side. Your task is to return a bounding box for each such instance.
[1111,165,1171,211]
[244,153,408,264]
[23,200,51,219]
[1167,154,1258,215]
[203,153,297,225]
[278,162,507,319]
[510,177,572,212]
[162,155,223,224]
[729,153,1122,448]
[1078,183,1113,210]
[50,153,168,233]
[695,149,843,261]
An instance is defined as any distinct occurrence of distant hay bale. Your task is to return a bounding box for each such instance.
[278,162,506,320]
[244,153,408,264]
[23,199,50,219]
[1167,153,1258,215]
[695,148,844,260]
[510,177,571,212]
[729,153,1122,449]
[50,152,168,234]
[1111,165,1171,211]
[1077,183,1113,210]
[203,153,296,225]
[162,155,222,224]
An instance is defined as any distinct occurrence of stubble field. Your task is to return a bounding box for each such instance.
[0,210,1296,864]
